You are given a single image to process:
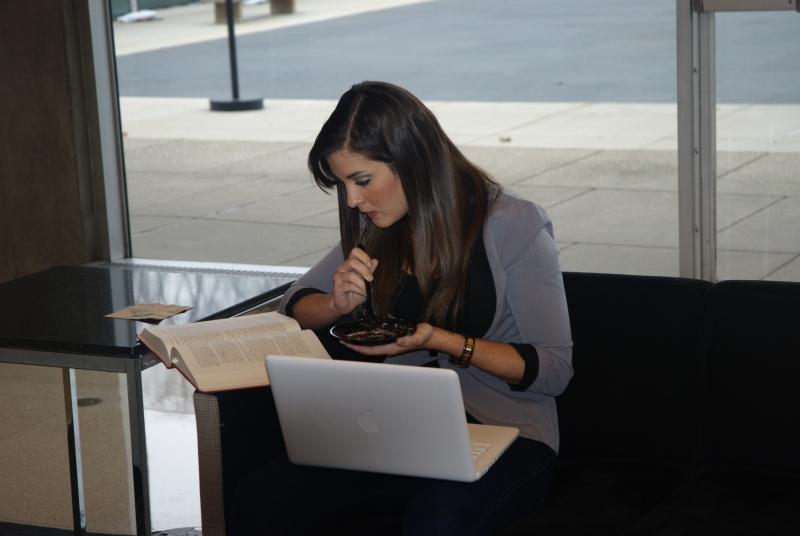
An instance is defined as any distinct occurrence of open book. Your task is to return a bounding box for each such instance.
[138,311,330,392]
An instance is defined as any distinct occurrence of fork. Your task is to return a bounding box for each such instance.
[356,242,379,324]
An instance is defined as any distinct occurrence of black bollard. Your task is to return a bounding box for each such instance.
[210,0,264,111]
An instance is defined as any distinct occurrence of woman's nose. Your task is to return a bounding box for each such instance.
[345,184,361,209]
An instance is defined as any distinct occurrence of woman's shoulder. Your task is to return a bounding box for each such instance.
[487,188,551,230]
[484,188,554,265]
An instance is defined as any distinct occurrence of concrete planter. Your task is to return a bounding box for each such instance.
[214,0,242,23]
[215,0,295,23]
[270,0,295,15]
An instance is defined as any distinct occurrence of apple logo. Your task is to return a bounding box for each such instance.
[357,410,380,433]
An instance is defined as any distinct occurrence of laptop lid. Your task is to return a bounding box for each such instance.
[264,355,519,482]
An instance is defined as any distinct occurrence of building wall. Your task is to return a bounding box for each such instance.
[0,1,106,283]
[0,3,136,533]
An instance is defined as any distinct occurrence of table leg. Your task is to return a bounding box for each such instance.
[62,368,87,536]
[126,359,151,535]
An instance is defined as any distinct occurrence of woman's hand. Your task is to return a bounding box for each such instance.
[332,245,378,316]
[341,323,436,356]
[342,324,526,385]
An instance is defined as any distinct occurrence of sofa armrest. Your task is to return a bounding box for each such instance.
[195,392,226,536]
[193,386,285,536]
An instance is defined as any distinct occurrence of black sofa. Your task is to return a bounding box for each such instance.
[194,272,800,535]
[507,272,800,535]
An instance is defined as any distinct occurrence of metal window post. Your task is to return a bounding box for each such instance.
[87,0,131,260]
[700,0,798,11]
[677,0,717,280]
[63,369,87,536]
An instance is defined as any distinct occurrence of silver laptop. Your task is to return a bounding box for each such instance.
[264,355,519,482]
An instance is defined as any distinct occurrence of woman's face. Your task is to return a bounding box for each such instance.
[327,150,409,229]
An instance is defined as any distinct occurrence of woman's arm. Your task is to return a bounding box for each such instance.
[290,292,342,330]
[279,243,378,330]
[423,327,526,384]
[342,198,572,394]
[502,204,573,397]
[341,323,526,384]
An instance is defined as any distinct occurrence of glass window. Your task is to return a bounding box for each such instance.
[714,11,800,282]
[113,1,680,275]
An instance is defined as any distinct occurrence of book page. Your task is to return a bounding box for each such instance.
[171,330,330,391]
[138,327,174,367]
[139,311,300,365]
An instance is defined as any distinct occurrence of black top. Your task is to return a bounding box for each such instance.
[391,232,495,336]
[0,265,295,357]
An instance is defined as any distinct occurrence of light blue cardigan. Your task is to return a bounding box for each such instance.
[279,190,574,452]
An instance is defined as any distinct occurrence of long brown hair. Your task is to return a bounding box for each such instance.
[308,81,498,326]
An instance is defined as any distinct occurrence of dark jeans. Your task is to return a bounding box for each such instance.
[232,437,556,536]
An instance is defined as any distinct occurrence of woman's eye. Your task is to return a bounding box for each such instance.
[355,178,371,187]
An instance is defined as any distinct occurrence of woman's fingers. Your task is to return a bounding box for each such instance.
[340,324,434,356]
[348,246,373,270]
[331,245,378,316]
[331,276,365,314]
[332,259,371,314]
[347,246,379,279]
[334,267,368,294]
[395,323,434,348]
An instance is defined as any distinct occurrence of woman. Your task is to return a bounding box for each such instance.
[233,81,573,535]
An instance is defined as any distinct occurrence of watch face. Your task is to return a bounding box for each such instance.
[330,320,415,346]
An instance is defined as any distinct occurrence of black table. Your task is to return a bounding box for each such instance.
[0,263,299,535]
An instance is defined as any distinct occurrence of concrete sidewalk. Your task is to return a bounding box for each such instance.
[120,95,800,281]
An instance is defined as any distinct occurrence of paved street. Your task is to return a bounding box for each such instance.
[116,0,800,103]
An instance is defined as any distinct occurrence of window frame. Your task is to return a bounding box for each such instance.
[92,0,795,280]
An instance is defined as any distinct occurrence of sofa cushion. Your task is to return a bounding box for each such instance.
[213,386,286,535]
[622,473,800,536]
[560,272,712,466]
[703,280,800,475]
[503,461,689,536]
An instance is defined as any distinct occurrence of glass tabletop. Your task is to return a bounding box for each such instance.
[0,265,296,357]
